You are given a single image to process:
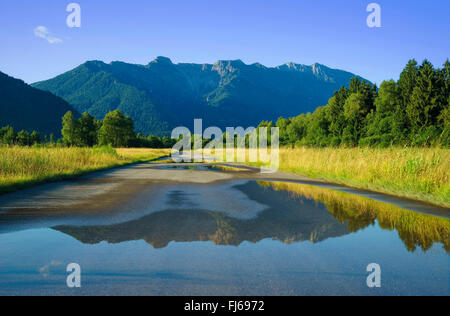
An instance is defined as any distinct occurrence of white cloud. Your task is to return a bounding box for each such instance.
[38,260,63,278]
[34,26,63,44]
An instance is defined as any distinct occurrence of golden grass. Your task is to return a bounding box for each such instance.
[276,147,449,207]
[211,147,450,207]
[0,146,170,194]
[115,148,171,161]
[261,181,450,253]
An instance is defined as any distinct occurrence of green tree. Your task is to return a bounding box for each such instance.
[256,120,275,145]
[326,86,349,140]
[62,111,78,146]
[286,114,310,145]
[363,80,401,145]
[374,80,400,117]
[147,135,164,148]
[162,136,176,148]
[437,60,450,143]
[341,93,368,146]
[398,59,419,106]
[2,126,16,145]
[256,58,448,148]
[304,107,330,146]
[30,131,41,145]
[98,110,135,147]
[276,117,291,145]
[77,112,100,147]
[441,60,450,100]
[17,130,31,146]
[407,60,445,132]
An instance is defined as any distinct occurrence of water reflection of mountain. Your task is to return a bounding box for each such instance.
[54,181,351,248]
[54,181,449,253]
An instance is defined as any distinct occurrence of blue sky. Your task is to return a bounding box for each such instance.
[0,0,449,84]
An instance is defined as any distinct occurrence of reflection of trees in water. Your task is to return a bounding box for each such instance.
[263,182,450,253]
[54,181,351,249]
[53,181,448,253]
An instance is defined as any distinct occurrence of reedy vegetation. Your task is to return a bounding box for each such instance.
[274,147,449,207]
[212,146,449,207]
[0,146,171,194]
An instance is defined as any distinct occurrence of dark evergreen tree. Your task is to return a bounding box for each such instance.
[398,59,419,107]
[326,86,349,141]
[407,60,444,135]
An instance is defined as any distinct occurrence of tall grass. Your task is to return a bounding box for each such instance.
[0,146,170,194]
[115,148,171,162]
[276,147,449,207]
[211,146,450,207]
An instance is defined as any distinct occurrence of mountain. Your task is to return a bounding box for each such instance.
[0,71,79,136]
[32,57,367,135]
[54,207,349,249]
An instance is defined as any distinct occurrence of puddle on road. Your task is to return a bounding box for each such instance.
[0,167,448,296]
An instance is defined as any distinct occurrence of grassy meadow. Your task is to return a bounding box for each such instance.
[115,148,172,161]
[276,147,449,207]
[1,144,449,208]
[0,146,171,194]
[211,146,450,207]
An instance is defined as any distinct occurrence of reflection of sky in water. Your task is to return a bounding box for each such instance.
[0,180,448,296]
[159,180,269,220]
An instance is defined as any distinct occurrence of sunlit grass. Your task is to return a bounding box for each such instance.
[211,147,450,207]
[115,148,171,161]
[0,146,170,194]
[276,147,449,207]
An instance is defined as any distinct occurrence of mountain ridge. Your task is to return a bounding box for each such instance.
[32,57,368,135]
[0,71,80,136]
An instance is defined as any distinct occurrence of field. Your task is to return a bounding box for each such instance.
[1,145,449,208]
[115,148,172,161]
[212,147,450,207]
[0,146,171,194]
[276,147,449,207]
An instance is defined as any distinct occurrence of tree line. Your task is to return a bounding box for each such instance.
[2,59,448,149]
[0,126,43,146]
[264,59,449,147]
[0,110,176,148]
[62,110,176,148]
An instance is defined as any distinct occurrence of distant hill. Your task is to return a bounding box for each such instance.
[33,57,367,135]
[0,71,79,136]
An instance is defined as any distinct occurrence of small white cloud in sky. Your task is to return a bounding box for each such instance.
[38,260,63,278]
[34,26,63,44]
